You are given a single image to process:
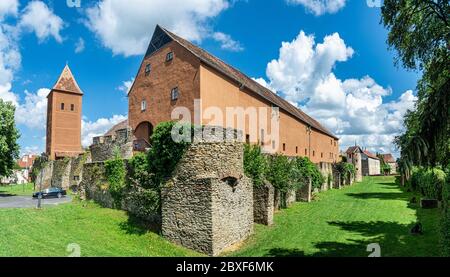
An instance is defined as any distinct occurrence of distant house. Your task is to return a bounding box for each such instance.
[379,154,397,174]
[0,155,36,185]
[346,146,381,179]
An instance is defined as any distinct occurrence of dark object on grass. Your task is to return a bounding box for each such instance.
[421,199,438,209]
[411,222,423,235]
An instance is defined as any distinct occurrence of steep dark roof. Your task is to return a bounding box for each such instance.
[142,25,338,140]
[105,120,128,137]
[380,154,396,163]
[346,146,362,154]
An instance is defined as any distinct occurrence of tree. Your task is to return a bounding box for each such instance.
[0,99,20,178]
[382,0,450,167]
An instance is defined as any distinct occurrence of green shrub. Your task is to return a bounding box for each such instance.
[147,121,193,185]
[291,156,324,190]
[410,167,446,200]
[266,154,292,192]
[243,144,267,187]
[128,152,156,190]
[105,154,126,208]
[334,162,356,183]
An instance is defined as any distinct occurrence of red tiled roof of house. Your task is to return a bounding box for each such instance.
[158,26,338,140]
[17,155,37,169]
[363,150,379,160]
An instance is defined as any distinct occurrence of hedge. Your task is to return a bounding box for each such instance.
[410,167,446,200]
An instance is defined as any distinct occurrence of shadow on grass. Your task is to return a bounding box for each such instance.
[345,192,407,200]
[264,179,440,257]
[119,213,161,235]
[0,191,16,197]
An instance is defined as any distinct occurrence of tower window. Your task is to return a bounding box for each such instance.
[61,103,65,110]
[71,104,74,111]
[166,52,174,62]
[145,64,151,76]
[313,150,315,157]
[321,152,323,158]
[246,134,250,144]
[283,143,286,151]
[141,100,147,111]
[171,87,179,101]
[305,149,308,156]
[296,146,298,154]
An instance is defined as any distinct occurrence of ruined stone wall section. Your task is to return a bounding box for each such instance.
[253,182,274,226]
[162,131,253,256]
[90,128,133,162]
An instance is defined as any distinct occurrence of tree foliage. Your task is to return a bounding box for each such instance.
[105,153,126,207]
[291,156,324,190]
[0,99,20,178]
[147,121,193,185]
[243,144,267,187]
[382,0,450,168]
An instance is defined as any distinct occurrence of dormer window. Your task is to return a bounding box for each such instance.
[171,87,179,101]
[145,64,151,76]
[166,52,174,62]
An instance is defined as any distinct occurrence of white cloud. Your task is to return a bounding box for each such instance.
[252,77,277,93]
[0,22,20,106]
[260,30,417,156]
[0,0,19,20]
[287,0,347,16]
[19,1,64,43]
[81,115,127,147]
[75,37,85,53]
[85,0,232,56]
[15,88,49,129]
[117,78,134,94]
[212,32,243,52]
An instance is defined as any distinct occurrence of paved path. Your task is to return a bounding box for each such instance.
[0,195,72,209]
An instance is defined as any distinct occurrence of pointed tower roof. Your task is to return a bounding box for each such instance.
[51,65,83,95]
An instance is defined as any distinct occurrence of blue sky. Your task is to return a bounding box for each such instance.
[0,0,419,157]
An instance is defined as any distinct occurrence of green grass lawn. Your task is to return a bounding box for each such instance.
[0,201,199,257]
[0,183,36,196]
[230,176,441,257]
[0,176,441,257]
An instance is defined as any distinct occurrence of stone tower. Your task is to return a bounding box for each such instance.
[46,65,83,160]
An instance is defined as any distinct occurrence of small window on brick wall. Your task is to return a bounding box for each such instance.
[171,87,179,101]
[283,143,286,151]
[145,64,151,76]
[141,100,147,111]
[61,103,65,110]
[166,52,174,62]
[71,104,74,111]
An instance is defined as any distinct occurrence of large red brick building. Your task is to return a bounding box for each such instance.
[128,25,339,163]
[46,65,83,160]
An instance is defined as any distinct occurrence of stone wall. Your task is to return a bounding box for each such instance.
[253,182,274,226]
[296,178,312,202]
[318,162,334,191]
[35,153,90,190]
[90,128,133,162]
[162,130,253,256]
